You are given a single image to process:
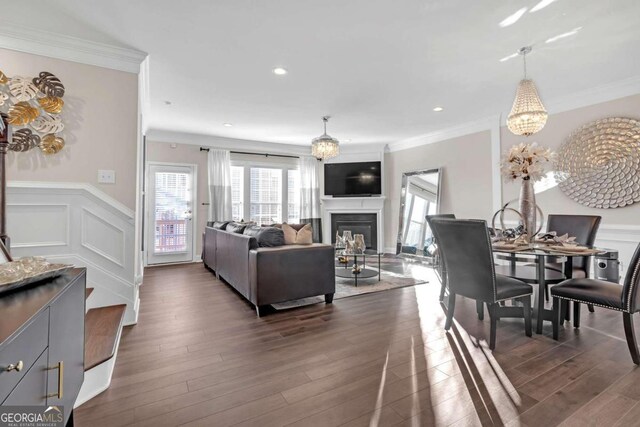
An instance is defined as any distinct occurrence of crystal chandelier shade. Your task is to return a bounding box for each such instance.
[311,116,339,160]
[506,47,548,137]
[507,79,548,136]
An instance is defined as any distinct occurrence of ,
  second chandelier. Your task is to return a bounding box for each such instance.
[311,116,339,160]
[507,46,548,136]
